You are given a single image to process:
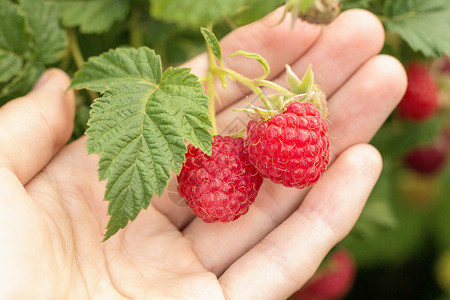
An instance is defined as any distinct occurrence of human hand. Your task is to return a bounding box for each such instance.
[0,7,406,299]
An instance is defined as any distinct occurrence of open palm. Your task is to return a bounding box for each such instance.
[0,8,406,300]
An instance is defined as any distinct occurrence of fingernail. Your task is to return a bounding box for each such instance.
[32,70,55,90]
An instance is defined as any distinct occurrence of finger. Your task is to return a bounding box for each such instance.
[151,8,385,228]
[219,144,382,300]
[187,9,384,114]
[185,6,322,112]
[278,8,384,97]
[0,69,75,184]
[326,54,407,151]
[182,54,407,275]
[151,7,323,228]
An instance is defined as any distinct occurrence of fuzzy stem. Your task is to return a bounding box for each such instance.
[217,67,276,110]
[68,28,84,70]
[205,44,218,135]
[259,79,296,98]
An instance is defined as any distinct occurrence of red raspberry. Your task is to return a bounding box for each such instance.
[404,130,450,174]
[292,249,356,300]
[246,101,330,189]
[177,135,263,223]
[404,146,446,174]
[397,62,439,121]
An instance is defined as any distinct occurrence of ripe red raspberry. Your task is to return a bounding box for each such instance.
[246,101,330,189]
[397,62,439,121]
[404,146,446,174]
[177,135,263,223]
[292,249,356,300]
[404,130,450,174]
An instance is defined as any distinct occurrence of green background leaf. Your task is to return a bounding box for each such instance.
[52,0,130,34]
[0,49,23,83]
[0,0,67,103]
[19,0,67,64]
[73,47,212,239]
[382,0,450,57]
[150,0,245,27]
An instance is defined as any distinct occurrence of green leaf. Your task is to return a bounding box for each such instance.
[70,47,162,93]
[200,27,222,64]
[0,0,67,103]
[382,0,450,57]
[53,0,130,34]
[72,47,213,239]
[230,50,270,80]
[0,49,23,83]
[19,0,67,65]
[0,0,32,56]
[0,62,44,105]
[150,0,245,27]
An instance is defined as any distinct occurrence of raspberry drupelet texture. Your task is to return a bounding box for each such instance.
[177,135,263,223]
[246,101,330,189]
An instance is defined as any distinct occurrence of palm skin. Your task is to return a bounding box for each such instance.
[0,8,407,300]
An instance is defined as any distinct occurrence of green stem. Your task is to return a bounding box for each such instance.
[218,67,274,110]
[259,79,295,98]
[68,28,98,101]
[129,7,144,48]
[68,28,84,70]
[206,44,218,135]
[207,73,217,135]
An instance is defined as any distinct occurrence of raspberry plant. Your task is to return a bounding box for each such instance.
[1,0,450,297]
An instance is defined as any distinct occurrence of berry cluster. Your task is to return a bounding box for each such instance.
[397,62,449,176]
[176,41,331,222]
[178,100,330,222]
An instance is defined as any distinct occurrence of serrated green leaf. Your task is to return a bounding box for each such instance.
[73,47,212,239]
[0,49,23,83]
[230,50,270,80]
[382,0,450,57]
[150,0,245,27]
[200,27,222,64]
[53,0,130,34]
[19,0,67,65]
[70,47,162,93]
